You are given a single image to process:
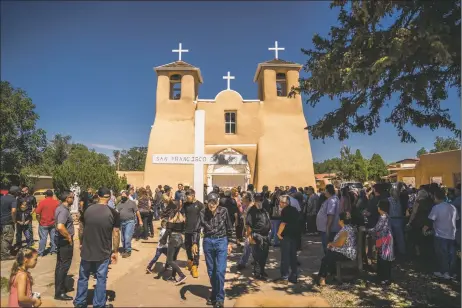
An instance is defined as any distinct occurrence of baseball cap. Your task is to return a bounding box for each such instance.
[164,185,171,191]
[97,187,111,198]
[207,193,219,203]
[9,186,20,195]
[120,190,128,195]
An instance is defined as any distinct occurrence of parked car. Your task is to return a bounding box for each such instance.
[33,189,57,203]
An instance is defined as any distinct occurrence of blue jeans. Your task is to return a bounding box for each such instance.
[280,237,298,280]
[15,223,33,247]
[147,247,168,269]
[74,258,110,308]
[238,239,252,266]
[320,231,336,255]
[38,225,56,255]
[121,220,136,253]
[203,237,228,303]
[270,220,281,246]
[390,218,406,255]
[434,236,456,274]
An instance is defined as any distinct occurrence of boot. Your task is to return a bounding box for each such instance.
[191,265,199,278]
[186,260,193,271]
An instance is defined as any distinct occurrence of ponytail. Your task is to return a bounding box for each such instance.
[8,247,37,292]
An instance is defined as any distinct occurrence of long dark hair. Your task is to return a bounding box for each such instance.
[9,247,37,292]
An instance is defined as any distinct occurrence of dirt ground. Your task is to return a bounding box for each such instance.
[1,221,460,307]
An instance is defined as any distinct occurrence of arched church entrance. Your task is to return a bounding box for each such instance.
[206,148,250,191]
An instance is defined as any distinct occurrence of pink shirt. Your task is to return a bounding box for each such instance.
[8,272,33,308]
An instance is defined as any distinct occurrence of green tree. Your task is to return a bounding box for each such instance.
[354,149,368,182]
[337,146,357,180]
[367,153,388,181]
[416,147,428,157]
[430,136,461,153]
[0,81,47,184]
[294,0,461,143]
[53,145,126,193]
[313,157,342,174]
[119,147,147,171]
[113,150,121,171]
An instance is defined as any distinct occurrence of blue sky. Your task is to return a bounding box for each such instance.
[2,1,460,163]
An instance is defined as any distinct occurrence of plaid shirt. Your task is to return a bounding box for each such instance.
[192,206,233,244]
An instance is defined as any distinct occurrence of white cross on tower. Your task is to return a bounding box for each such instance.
[172,43,189,61]
[268,41,285,59]
[223,71,235,90]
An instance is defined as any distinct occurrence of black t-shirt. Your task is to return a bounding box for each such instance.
[280,205,300,239]
[81,203,120,261]
[219,197,238,224]
[0,194,17,225]
[183,200,204,233]
[246,206,271,236]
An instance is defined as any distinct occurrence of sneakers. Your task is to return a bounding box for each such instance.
[175,275,187,285]
[434,272,444,278]
[186,260,193,271]
[146,267,153,274]
[206,298,216,306]
[191,265,199,278]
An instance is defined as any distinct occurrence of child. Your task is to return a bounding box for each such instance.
[368,199,394,285]
[16,200,33,248]
[8,247,42,307]
[146,220,169,273]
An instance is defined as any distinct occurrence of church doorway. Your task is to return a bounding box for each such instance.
[206,148,250,191]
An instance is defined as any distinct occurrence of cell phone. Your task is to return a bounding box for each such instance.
[32,292,41,299]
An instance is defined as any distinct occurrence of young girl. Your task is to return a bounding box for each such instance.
[8,247,42,307]
[368,199,395,285]
[16,200,33,248]
[146,220,169,273]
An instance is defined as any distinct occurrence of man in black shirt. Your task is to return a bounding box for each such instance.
[275,195,300,284]
[54,190,75,301]
[182,189,204,278]
[219,190,238,226]
[192,193,233,308]
[0,186,19,260]
[74,187,120,308]
[246,193,271,280]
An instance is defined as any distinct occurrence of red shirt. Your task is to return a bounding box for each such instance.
[36,197,59,226]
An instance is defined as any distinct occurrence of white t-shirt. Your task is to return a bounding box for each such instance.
[157,228,168,248]
[288,196,301,212]
[428,202,459,240]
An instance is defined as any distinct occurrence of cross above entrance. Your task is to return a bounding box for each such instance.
[223,71,235,90]
[268,41,285,59]
[172,43,189,61]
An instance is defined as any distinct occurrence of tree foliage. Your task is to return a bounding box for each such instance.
[367,153,388,181]
[53,144,126,193]
[295,0,461,143]
[119,147,147,171]
[430,136,461,153]
[0,81,47,184]
[416,147,428,157]
[314,148,387,182]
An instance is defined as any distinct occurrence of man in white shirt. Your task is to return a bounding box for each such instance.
[424,187,459,279]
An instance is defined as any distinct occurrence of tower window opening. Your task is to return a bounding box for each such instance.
[170,74,182,100]
[276,73,287,97]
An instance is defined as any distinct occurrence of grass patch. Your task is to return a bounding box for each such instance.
[1,276,9,292]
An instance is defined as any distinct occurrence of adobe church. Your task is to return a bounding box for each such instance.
[119,42,316,201]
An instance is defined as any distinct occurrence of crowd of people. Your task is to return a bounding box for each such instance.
[0,180,460,308]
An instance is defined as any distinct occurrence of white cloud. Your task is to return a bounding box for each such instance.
[89,144,122,151]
